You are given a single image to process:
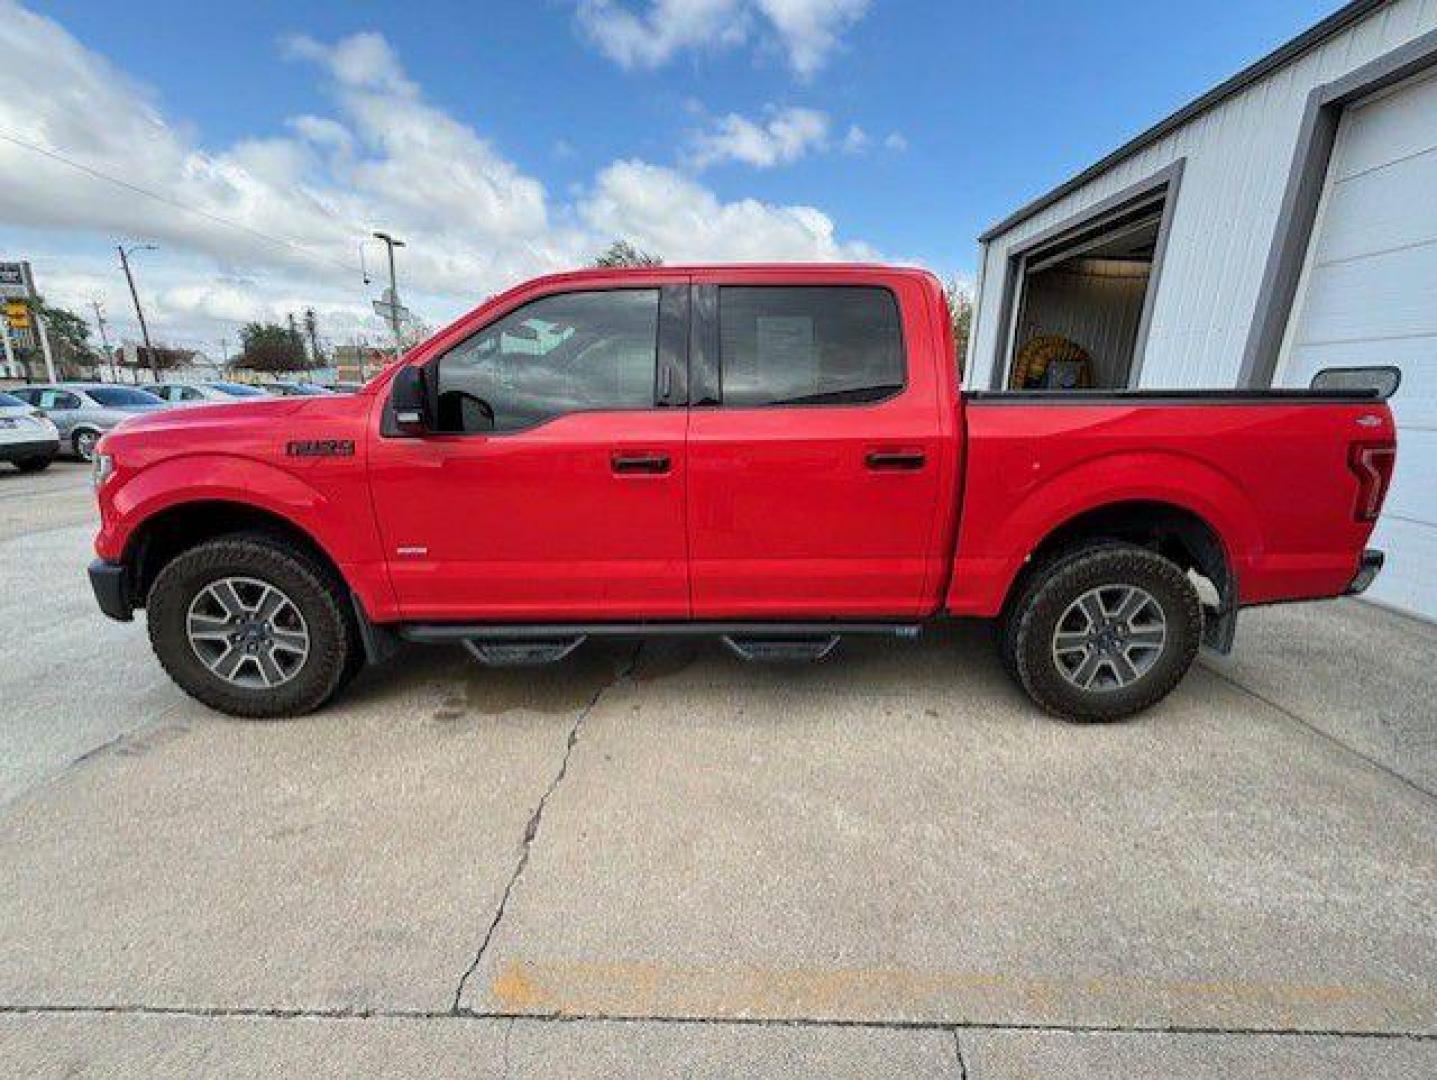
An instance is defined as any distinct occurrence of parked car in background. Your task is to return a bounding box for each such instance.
[0,390,60,472]
[266,382,336,397]
[151,381,273,405]
[9,383,167,461]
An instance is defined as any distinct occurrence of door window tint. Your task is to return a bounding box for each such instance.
[435,289,659,433]
[717,286,904,407]
[41,391,81,409]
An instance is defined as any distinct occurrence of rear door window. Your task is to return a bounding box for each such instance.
[716,286,904,407]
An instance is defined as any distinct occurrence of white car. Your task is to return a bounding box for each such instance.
[0,390,61,473]
[151,381,272,405]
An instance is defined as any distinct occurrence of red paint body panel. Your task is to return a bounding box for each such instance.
[685,267,956,617]
[93,263,1395,633]
[946,400,1393,618]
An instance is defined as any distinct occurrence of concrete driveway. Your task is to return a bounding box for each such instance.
[1,464,1433,1077]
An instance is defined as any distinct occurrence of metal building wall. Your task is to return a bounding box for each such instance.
[967,0,1437,390]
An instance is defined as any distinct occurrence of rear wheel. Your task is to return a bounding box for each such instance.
[1002,542,1201,722]
[147,535,359,718]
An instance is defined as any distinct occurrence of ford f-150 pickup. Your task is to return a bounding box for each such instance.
[87,265,1398,722]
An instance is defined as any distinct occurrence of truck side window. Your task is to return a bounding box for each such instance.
[434,289,660,434]
[717,286,904,407]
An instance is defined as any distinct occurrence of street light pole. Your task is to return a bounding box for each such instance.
[372,231,406,360]
[118,243,158,382]
[90,299,115,383]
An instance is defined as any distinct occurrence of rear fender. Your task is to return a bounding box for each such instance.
[946,450,1259,618]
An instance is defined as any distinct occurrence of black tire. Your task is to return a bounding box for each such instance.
[73,429,101,462]
[14,456,53,473]
[1002,542,1201,723]
[146,534,360,718]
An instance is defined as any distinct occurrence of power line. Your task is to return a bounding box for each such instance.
[0,129,364,277]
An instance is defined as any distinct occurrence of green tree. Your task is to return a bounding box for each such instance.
[14,302,100,379]
[593,239,662,268]
[235,321,310,373]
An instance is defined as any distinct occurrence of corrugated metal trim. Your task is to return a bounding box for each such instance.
[978,0,1389,242]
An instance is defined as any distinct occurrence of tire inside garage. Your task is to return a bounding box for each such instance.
[1278,66,1437,622]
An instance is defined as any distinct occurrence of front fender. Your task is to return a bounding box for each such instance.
[94,452,396,619]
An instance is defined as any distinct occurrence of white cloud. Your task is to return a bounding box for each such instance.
[0,5,879,349]
[840,125,870,155]
[689,106,829,169]
[576,0,869,77]
[580,160,874,262]
[754,0,869,78]
[883,131,908,152]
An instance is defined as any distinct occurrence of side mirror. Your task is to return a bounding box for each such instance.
[390,366,430,435]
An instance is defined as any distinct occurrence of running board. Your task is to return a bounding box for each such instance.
[400,622,921,644]
[721,634,841,662]
[462,637,587,666]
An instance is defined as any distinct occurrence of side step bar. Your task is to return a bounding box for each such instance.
[399,622,921,667]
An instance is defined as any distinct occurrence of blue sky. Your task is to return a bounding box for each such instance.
[3,0,1343,353]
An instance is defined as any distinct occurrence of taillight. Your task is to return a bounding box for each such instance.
[1348,442,1396,522]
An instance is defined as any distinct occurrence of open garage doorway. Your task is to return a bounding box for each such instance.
[996,164,1182,390]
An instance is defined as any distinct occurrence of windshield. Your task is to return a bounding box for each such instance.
[211,382,268,397]
[0,392,23,408]
[88,387,164,407]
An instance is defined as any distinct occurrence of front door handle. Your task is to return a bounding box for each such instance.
[612,451,671,475]
[865,450,926,471]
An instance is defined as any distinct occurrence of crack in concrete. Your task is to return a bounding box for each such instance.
[0,1002,1433,1043]
[953,1028,969,1078]
[449,644,643,1014]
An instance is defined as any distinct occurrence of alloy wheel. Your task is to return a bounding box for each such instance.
[1051,584,1167,692]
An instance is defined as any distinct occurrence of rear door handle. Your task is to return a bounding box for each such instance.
[612,451,671,475]
[865,450,926,471]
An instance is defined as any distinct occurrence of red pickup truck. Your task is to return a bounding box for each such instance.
[88,265,1397,722]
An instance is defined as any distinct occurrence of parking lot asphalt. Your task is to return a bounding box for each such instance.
[0,463,1433,1077]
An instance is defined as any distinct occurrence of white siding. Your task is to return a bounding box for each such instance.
[1277,69,1437,620]
[968,0,1437,390]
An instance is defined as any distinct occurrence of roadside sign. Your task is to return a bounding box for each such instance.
[0,261,35,301]
[4,300,31,330]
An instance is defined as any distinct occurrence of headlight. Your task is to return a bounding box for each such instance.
[92,452,115,488]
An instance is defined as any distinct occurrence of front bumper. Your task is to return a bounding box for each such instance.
[88,559,134,622]
[0,437,60,462]
[1345,549,1384,596]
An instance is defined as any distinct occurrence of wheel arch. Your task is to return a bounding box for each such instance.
[1003,499,1237,652]
[125,499,347,609]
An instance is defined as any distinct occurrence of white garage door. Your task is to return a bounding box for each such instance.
[1279,68,1437,621]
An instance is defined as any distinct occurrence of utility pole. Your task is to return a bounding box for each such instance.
[118,243,158,381]
[372,231,406,359]
[90,299,115,383]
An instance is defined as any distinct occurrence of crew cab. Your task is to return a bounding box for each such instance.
[86,265,1397,722]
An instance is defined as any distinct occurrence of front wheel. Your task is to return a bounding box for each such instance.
[1002,543,1202,723]
[147,535,359,718]
[14,456,53,473]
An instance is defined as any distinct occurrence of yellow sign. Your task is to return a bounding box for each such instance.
[3,301,30,330]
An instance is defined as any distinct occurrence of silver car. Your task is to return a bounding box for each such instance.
[8,383,168,461]
[151,381,272,405]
